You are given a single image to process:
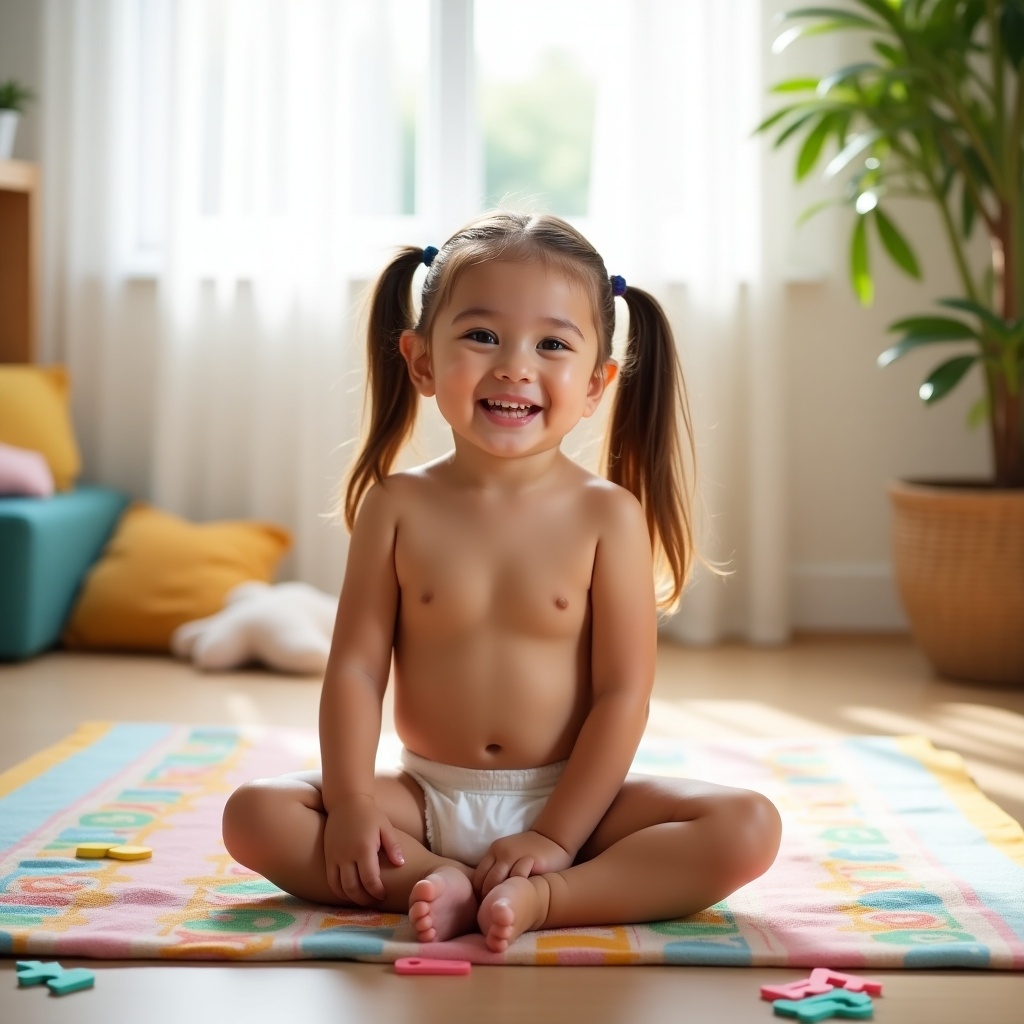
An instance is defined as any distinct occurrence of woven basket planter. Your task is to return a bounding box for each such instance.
[889,480,1024,686]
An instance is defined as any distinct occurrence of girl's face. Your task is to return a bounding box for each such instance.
[402,259,616,462]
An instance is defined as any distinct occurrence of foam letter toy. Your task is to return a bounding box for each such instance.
[809,968,883,995]
[108,844,153,860]
[46,968,96,995]
[16,962,64,986]
[773,990,874,1022]
[761,976,835,1001]
[762,968,882,1002]
[76,842,117,858]
[395,957,471,976]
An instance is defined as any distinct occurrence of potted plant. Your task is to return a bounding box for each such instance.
[759,0,1023,684]
[0,79,35,160]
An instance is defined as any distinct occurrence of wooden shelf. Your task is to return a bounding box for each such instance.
[0,159,40,363]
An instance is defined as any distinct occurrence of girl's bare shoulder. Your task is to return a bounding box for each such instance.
[568,463,647,537]
[372,459,449,506]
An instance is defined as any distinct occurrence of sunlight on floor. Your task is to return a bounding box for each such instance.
[648,698,845,740]
[935,702,1024,748]
[842,704,1024,762]
[225,693,264,724]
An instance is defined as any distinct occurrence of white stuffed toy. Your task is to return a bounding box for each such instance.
[171,581,337,675]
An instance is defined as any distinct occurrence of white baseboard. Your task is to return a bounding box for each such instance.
[792,562,909,632]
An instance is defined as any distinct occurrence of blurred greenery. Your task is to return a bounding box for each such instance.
[482,50,595,216]
[398,49,596,217]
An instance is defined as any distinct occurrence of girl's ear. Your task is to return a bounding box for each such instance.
[399,330,435,398]
[583,359,618,417]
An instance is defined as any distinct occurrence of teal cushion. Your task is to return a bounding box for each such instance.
[0,485,130,660]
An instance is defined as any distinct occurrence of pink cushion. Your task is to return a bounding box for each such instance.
[0,441,56,497]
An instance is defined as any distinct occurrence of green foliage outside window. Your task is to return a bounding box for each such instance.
[482,50,595,217]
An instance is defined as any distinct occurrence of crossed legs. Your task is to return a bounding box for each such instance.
[222,770,782,953]
[478,775,782,950]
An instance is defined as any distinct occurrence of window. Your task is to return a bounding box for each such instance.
[128,0,613,274]
[476,1,606,216]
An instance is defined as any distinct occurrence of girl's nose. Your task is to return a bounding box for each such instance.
[494,344,535,382]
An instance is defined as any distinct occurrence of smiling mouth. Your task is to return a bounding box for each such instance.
[481,399,541,419]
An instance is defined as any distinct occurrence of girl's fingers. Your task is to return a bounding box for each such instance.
[358,856,386,901]
[381,825,406,867]
[326,863,347,902]
[480,859,512,896]
[509,857,534,879]
[341,863,373,906]
[473,855,495,893]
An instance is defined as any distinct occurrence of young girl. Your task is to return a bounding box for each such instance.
[222,211,781,953]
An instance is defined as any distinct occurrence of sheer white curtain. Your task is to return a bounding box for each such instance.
[149,0,387,591]
[588,0,789,644]
[42,0,418,592]
[41,0,789,638]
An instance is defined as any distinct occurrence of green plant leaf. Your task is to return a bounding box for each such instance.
[753,104,801,135]
[938,297,1014,336]
[796,115,838,179]
[851,215,873,305]
[967,393,991,429]
[1002,0,1024,68]
[873,207,921,278]
[879,312,979,368]
[774,7,884,30]
[872,40,903,64]
[773,18,880,55]
[817,62,881,95]
[919,354,978,403]
[772,109,824,148]
[852,0,904,31]
[0,79,35,113]
[769,78,821,94]
[887,314,978,339]
[878,336,976,370]
[825,130,882,179]
[796,197,842,225]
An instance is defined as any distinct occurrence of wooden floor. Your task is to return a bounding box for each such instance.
[1,636,1022,1023]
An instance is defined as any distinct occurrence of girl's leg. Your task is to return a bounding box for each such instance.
[222,769,477,939]
[478,776,782,952]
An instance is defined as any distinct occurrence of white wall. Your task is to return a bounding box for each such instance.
[783,217,988,632]
[1,0,993,633]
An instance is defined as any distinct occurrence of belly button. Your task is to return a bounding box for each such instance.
[555,596,569,609]
[486,744,502,754]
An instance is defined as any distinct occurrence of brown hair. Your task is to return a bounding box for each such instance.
[344,211,696,611]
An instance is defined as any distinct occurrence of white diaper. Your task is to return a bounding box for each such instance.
[399,749,567,866]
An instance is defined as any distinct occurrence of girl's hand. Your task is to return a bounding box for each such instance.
[473,830,573,896]
[323,795,405,905]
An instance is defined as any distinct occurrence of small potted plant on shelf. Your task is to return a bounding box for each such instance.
[759,0,1023,685]
[0,78,36,161]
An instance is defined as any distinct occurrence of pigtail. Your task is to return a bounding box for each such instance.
[605,287,695,612]
[343,247,426,529]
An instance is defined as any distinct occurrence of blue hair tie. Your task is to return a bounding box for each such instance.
[422,245,439,267]
[610,275,627,297]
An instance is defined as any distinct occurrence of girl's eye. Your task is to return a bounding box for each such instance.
[539,338,570,351]
[466,329,498,345]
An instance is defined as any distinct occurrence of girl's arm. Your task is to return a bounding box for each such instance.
[475,487,658,892]
[319,482,403,903]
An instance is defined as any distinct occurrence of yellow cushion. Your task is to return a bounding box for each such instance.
[0,365,81,491]
[63,504,292,651]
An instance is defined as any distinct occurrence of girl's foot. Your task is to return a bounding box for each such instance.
[477,875,551,953]
[408,866,478,943]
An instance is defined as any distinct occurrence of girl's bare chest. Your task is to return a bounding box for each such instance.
[394,514,596,632]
